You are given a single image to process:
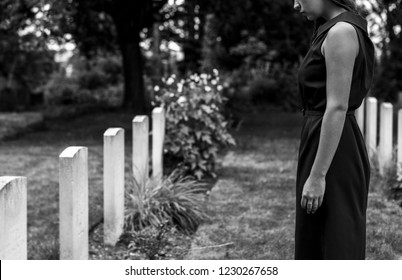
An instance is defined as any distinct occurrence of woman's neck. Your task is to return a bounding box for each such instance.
[322,7,347,21]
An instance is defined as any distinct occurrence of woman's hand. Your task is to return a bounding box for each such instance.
[301,175,326,214]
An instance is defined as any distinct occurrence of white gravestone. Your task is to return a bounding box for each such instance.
[0,176,27,260]
[152,107,165,183]
[59,146,88,260]
[103,128,125,246]
[132,116,149,190]
[398,110,402,175]
[356,98,365,134]
[378,103,393,176]
[365,97,378,163]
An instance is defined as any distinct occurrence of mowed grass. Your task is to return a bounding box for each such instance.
[185,105,402,260]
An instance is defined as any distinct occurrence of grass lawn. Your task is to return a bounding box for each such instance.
[185,105,402,260]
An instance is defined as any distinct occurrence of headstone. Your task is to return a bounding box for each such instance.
[378,103,393,176]
[397,91,402,108]
[365,97,378,162]
[103,128,125,246]
[132,116,149,190]
[398,110,402,175]
[59,146,88,260]
[356,98,365,134]
[0,176,27,260]
[152,107,165,183]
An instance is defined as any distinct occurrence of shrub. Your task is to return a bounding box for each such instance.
[43,71,80,105]
[244,62,300,112]
[124,167,211,234]
[43,52,123,106]
[270,63,300,112]
[152,70,236,179]
[123,220,174,260]
[381,149,402,206]
[220,67,253,102]
[249,77,280,105]
[216,61,300,113]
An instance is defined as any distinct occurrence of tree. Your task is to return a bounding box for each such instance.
[0,0,57,111]
[61,0,169,114]
[363,0,402,101]
[193,0,313,71]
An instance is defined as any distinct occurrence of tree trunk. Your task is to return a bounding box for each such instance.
[120,39,149,115]
[109,0,169,114]
[153,22,163,79]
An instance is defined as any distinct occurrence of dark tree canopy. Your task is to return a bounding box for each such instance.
[0,0,57,111]
[196,0,313,70]
[58,0,168,113]
[1,0,401,111]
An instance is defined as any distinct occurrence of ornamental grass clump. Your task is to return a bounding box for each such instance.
[124,167,211,235]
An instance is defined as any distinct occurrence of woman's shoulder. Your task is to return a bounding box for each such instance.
[321,21,359,57]
[328,21,357,38]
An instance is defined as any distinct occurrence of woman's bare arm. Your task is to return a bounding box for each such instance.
[309,22,359,179]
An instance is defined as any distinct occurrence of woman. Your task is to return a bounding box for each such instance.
[293,0,375,259]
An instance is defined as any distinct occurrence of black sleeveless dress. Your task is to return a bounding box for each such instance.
[295,11,375,259]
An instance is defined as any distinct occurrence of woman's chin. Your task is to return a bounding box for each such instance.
[305,14,314,21]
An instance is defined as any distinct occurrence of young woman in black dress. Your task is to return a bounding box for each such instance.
[293,0,375,259]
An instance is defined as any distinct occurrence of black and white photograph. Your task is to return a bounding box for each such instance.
[0,0,402,264]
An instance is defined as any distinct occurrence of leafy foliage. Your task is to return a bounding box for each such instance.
[124,167,211,234]
[152,70,236,179]
[365,0,402,100]
[199,0,312,71]
[57,0,169,111]
[197,1,309,112]
[43,52,124,106]
[380,148,402,207]
[124,220,174,260]
[0,0,58,111]
[217,59,301,113]
[268,63,301,111]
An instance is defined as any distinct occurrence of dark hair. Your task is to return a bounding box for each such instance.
[311,0,359,43]
[330,0,358,12]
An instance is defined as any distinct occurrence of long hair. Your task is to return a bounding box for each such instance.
[311,0,359,43]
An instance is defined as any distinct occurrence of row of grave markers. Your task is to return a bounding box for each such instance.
[356,97,400,176]
[0,107,166,260]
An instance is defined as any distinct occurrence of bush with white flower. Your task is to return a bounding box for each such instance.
[152,70,236,180]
